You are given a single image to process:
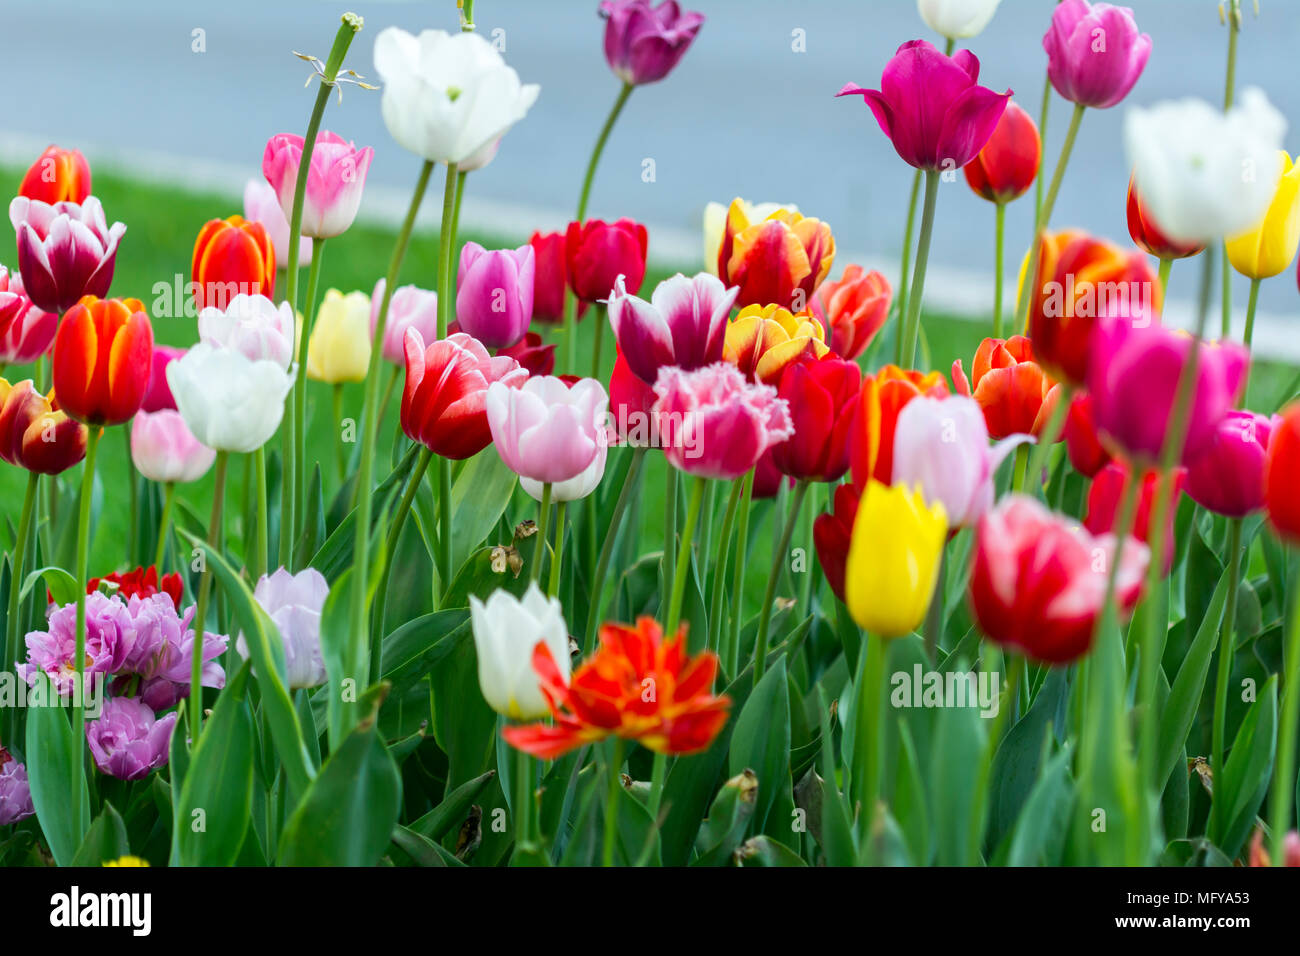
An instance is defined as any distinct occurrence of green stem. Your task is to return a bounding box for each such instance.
[708,478,745,654]
[515,740,532,851]
[901,170,940,368]
[992,201,1006,339]
[435,163,460,339]
[377,364,399,429]
[189,450,228,742]
[124,426,137,565]
[851,632,886,830]
[665,475,706,636]
[530,484,552,584]
[894,170,923,366]
[752,478,810,689]
[1221,2,1240,339]
[662,466,677,617]
[583,446,648,654]
[1210,517,1243,837]
[590,304,606,380]
[547,501,567,599]
[1157,257,1172,297]
[4,472,39,746]
[154,482,175,571]
[602,737,624,866]
[1010,442,1029,494]
[370,448,433,679]
[253,451,267,581]
[71,428,101,840]
[1269,556,1300,865]
[331,383,346,487]
[437,457,453,600]
[291,238,326,567]
[726,471,755,677]
[1024,381,1074,500]
[647,751,668,825]
[1240,276,1261,399]
[1034,69,1052,224]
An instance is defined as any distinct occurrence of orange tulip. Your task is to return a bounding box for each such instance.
[848,365,948,489]
[51,296,153,426]
[952,335,1063,440]
[810,264,891,360]
[502,617,731,759]
[716,198,835,311]
[0,378,87,475]
[18,145,92,206]
[191,215,275,310]
[723,303,829,385]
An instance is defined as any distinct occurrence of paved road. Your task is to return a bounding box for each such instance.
[4,0,1300,325]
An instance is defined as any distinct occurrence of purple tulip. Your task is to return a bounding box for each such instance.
[607,272,735,385]
[114,593,228,711]
[372,278,438,365]
[1043,0,1150,109]
[8,195,126,314]
[599,0,704,86]
[236,567,330,690]
[1185,410,1277,518]
[837,39,1011,171]
[0,754,35,825]
[1086,315,1249,466]
[85,696,177,781]
[456,241,535,349]
[19,592,135,697]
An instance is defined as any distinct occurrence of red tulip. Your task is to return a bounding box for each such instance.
[716,199,835,312]
[497,331,555,377]
[1063,390,1111,478]
[1084,460,1184,576]
[0,378,87,475]
[18,145,92,206]
[87,566,183,609]
[609,346,660,447]
[565,218,648,303]
[809,264,891,360]
[952,335,1062,440]
[770,356,861,481]
[813,483,859,603]
[529,229,585,323]
[52,296,154,426]
[751,447,792,499]
[1126,175,1204,261]
[191,215,275,311]
[1264,401,1300,542]
[964,100,1040,204]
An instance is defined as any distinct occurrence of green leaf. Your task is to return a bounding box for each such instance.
[20,566,78,606]
[449,449,518,572]
[426,625,497,791]
[71,802,130,866]
[380,609,470,697]
[1005,743,1074,867]
[311,445,420,583]
[407,770,496,842]
[440,547,531,610]
[929,686,987,865]
[735,835,807,867]
[391,824,465,866]
[1209,674,1277,860]
[728,657,791,836]
[23,673,90,866]
[692,770,758,866]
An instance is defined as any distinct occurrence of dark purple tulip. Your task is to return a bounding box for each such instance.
[599,0,704,86]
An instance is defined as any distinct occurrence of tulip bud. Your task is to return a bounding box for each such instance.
[237,567,330,690]
[599,0,705,86]
[951,335,1061,440]
[130,410,216,484]
[52,296,154,426]
[565,218,648,303]
[813,483,859,604]
[262,131,373,239]
[770,356,861,482]
[1043,0,1150,109]
[0,378,87,476]
[608,272,734,385]
[1126,175,1204,261]
[307,289,372,384]
[9,196,126,314]
[918,0,1002,40]
[198,293,296,367]
[1225,151,1300,280]
[487,374,608,484]
[1185,410,1275,518]
[167,343,294,453]
[456,242,535,349]
[809,264,891,361]
[1063,390,1111,478]
[716,200,835,311]
[372,278,438,365]
[1084,461,1185,576]
[964,100,1039,204]
[191,215,275,311]
[469,583,570,719]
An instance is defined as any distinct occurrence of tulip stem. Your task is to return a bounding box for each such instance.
[351,159,434,712]
[1034,69,1052,224]
[332,383,346,486]
[190,450,228,744]
[1269,554,1300,865]
[900,170,940,369]
[436,163,460,340]
[371,447,433,679]
[288,237,326,567]
[154,481,175,572]
[1209,517,1243,838]
[1221,2,1241,339]
[547,501,567,599]
[752,478,810,689]
[708,478,745,655]
[992,202,1006,339]
[583,446,648,653]
[70,426,101,842]
[665,475,706,637]
[1240,276,1261,399]
[850,632,886,842]
[1024,382,1073,500]
[662,466,677,617]
[602,736,625,866]
[894,170,923,366]
[590,304,607,380]
[514,742,532,852]
[726,471,755,677]
[4,471,39,745]
[1010,442,1029,494]
[437,457,453,598]
[531,484,552,583]
[1157,257,1172,297]
[253,451,267,582]
[124,426,138,565]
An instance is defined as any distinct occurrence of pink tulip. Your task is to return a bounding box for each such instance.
[486,375,608,484]
[131,409,216,484]
[140,344,186,413]
[197,293,295,366]
[607,272,735,385]
[0,265,56,365]
[599,0,705,86]
[262,131,373,239]
[1185,410,1276,518]
[243,178,312,269]
[456,241,535,349]
[1087,315,1248,466]
[1043,0,1150,109]
[837,39,1011,171]
[372,278,439,365]
[8,195,125,314]
[652,362,793,479]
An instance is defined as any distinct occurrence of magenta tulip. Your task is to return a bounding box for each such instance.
[8,196,125,314]
[1043,0,1150,109]
[607,272,735,385]
[85,696,177,781]
[486,375,608,483]
[837,39,1011,171]
[0,265,56,365]
[1185,410,1276,518]
[372,278,439,364]
[599,0,705,86]
[262,131,373,239]
[139,344,185,413]
[456,241,536,349]
[131,409,217,484]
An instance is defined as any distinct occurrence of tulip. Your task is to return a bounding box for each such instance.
[703,199,797,277]
[813,483,859,604]
[307,289,372,384]
[1263,401,1300,542]
[198,293,295,367]
[373,28,539,166]
[8,196,126,314]
[469,583,571,719]
[1084,461,1185,575]
[952,335,1061,440]
[402,329,527,460]
[918,0,1001,39]
[191,215,275,310]
[456,242,535,349]
[837,40,1011,171]
[751,446,792,500]
[167,342,294,454]
[503,616,730,758]
[848,365,949,489]
[971,494,1149,663]
[130,410,216,485]
[498,331,555,377]
[809,264,891,361]
[18,145,92,206]
[529,230,582,324]
[844,479,947,638]
[1226,152,1300,280]
[1184,410,1275,518]
[1087,314,1248,465]
[1043,1,1150,109]
[138,344,185,414]
[1026,229,1162,387]
[371,279,438,365]
[566,218,648,303]
[1126,176,1204,261]
[90,567,182,609]
[84,696,177,781]
[599,0,705,86]
[115,592,226,710]
[893,394,1028,528]
[486,374,608,484]
[607,272,734,385]
[244,178,312,269]
[0,378,87,475]
[1249,829,1300,868]
[714,199,835,311]
[262,131,373,239]
[609,346,661,447]
[963,100,1039,204]
[770,356,861,481]
[1125,88,1285,243]
[0,266,56,366]
[1064,390,1111,478]
[0,754,34,825]
[19,592,135,696]
[51,296,153,426]
[653,362,793,480]
[236,568,329,690]
[723,303,829,386]
[522,432,608,503]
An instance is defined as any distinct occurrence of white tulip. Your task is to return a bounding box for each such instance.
[469,583,570,720]
[197,293,296,367]
[166,342,295,453]
[917,0,1002,41]
[373,27,540,166]
[1125,87,1287,243]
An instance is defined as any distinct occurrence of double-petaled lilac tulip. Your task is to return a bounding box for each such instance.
[0,754,34,825]
[8,196,125,314]
[85,696,177,781]
[116,593,228,711]
[236,567,329,690]
[837,40,1011,171]
[19,592,135,696]
[262,131,373,239]
[486,375,608,484]
[372,278,438,365]
[607,272,735,386]
[1043,0,1150,109]
[599,1,705,86]
[456,241,535,349]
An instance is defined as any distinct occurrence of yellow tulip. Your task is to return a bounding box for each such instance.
[702,198,798,276]
[1226,151,1300,279]
[102,855,150,866]
[306,288,372,384]
[723,303,829,385]
[844,480,947,638]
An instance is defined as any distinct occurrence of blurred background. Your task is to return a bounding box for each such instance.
[3,0,1299,351]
